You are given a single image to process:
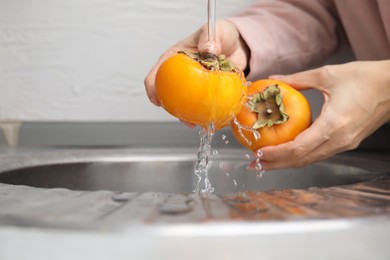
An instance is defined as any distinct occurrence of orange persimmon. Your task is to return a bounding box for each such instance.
[155,50,247,130]
[231,79,311,151]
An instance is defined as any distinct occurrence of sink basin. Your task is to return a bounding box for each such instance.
[0,148,383,193]
[0,148,389,232]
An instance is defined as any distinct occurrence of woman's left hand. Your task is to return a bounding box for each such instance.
[252,60,390,170]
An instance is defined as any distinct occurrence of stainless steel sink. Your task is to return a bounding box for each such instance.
[1,123,389,259]
[0,147,389,260]
[0,148,383,193]
[0,148,389,231]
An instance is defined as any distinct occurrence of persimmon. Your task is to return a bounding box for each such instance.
[155,50,247,130]
[231,79,311,151]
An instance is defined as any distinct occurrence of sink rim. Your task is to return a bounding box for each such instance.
[122,214,390,237]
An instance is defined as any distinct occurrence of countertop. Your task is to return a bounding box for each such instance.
[0,122,389,260]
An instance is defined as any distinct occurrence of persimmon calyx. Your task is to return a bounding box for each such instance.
[180,50,238,72]
[248,84,289,129]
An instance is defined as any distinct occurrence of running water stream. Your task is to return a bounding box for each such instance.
[193,124,215,194]
[193,0,217,194]
[194,0,264,194]
[207,0,216,45]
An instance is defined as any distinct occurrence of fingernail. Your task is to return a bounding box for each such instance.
[200,42,217,54]
[180,120,197,128]
[184,123,196,128]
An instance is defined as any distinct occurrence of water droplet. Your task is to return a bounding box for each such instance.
[255,162,263,171]
[219,161,224,168]
[233,179,237,187]
[233,117,258,146]
[225,140,230,144]
[221,134,227,140]
[225,172,230,177]
[213,150,218,155]
[256,170,265,180]
[256,150,263,158]
[252,152,265,181]
[244,154,251,160]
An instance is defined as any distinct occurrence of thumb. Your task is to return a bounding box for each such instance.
[198,39,219,54]
[197,27,220,54]
[270,67,328,91]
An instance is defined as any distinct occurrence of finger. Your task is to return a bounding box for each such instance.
[144,70,160,106]
[258,119,330,169]
[251,159,293,171]
[247,152,301,171]
[180,120,197,128]
[260,136,342,171]
[198,33,219,54]
[195,21,223,55]
[144,50,179,106]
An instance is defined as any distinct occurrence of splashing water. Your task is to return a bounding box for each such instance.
[192,0,266,193]
[232,116,266,178]
[193,0,218,195]
[255,150,265,180]
[233,117,261,146]
[193,124,215,194]
[221,134,230,145]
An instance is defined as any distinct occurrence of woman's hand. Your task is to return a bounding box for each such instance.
[144,20,249,107]
[255,60,390,170]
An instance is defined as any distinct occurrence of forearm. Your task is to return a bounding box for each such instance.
[228,0,345,80]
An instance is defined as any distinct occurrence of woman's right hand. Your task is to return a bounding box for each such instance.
[144,20,250,107]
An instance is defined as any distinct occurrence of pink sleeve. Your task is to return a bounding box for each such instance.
[228,0,344,80]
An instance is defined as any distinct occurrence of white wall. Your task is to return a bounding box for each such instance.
[0,0,256,122]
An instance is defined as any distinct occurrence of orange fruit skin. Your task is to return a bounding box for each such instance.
[231,79,312,151]
[155,52,247,130]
